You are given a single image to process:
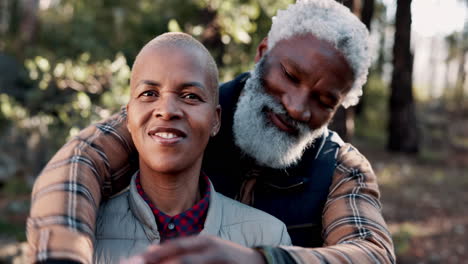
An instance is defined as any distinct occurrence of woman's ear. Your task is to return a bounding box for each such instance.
[126,104,131,134]
[211,105,222,137]
[254,37,268,63]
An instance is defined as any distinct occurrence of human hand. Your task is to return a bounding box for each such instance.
[120,235,266,264]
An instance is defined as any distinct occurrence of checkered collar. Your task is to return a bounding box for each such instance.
[135,172,211,242]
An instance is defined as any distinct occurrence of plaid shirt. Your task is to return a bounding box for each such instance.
[27,109,395,264]
[135,173,210,242]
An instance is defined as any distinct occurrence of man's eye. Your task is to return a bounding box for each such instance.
[281,64,299,83]
[320,101,335,111]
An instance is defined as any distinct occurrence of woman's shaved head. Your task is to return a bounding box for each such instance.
[132,32,219,103]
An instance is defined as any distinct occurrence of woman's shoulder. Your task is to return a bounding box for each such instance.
[214,192,291,246]
[216,192,283,225]
[98,187,131,215]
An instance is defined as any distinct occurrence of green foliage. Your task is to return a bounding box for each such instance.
[355,75,390,146]
[2,177,31,197]
[392,224,416,256]
[0,0,294,174]
[1,52,130,150]
[0,218,26,241]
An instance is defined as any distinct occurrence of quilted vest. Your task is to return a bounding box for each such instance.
[203,72,342,247]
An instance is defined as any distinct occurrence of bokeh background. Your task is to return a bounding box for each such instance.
[0,0,467,263]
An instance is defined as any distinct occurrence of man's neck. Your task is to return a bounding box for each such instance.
[139,163,202,216]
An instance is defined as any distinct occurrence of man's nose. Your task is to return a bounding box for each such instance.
[281,90,311,123]
[154,95,183,120]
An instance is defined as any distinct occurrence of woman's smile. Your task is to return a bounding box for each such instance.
[148,127,187,145]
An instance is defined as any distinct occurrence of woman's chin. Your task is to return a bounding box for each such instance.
[141,160,189,175]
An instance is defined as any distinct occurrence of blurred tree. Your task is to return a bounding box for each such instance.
[330,0,356,141]
[444,0,468,111]
[15,0,39,59]
[0,0,295,179]
[373,1,388,77]
[388,0,419,153]
[361,0,374,29]
[354,0,375,116]
[453,3,468,111]
[330,0,377,142]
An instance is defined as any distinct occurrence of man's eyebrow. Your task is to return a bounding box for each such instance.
[283,58,304,75]
[323,92,340,104]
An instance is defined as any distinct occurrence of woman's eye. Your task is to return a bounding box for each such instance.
[182,93,202,101]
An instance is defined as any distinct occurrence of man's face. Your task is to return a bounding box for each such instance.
[261,34,354,130]
[233,33,354,169]
[127,46,220,175]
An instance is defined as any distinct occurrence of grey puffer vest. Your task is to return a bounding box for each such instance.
[93,173,291,263]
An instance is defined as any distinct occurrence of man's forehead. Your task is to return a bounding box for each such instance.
[266,33,354,89]
[272,34,340,55]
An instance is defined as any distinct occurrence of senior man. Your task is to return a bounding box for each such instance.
[28,0,395,263]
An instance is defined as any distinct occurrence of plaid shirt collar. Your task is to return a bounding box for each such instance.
[135,172,211,242]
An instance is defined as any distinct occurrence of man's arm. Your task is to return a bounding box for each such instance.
[271,143,395,263]
[123,143,394,264]
[27,108,137,264]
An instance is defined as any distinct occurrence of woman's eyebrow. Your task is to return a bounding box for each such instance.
[137,80,160,87]
[181,81,206,90]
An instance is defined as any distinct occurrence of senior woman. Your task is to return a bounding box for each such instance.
[93,32,291,263]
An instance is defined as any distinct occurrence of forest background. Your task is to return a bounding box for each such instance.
[0,0,467,263]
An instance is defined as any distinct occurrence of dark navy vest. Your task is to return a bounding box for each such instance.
[202,73,342,247]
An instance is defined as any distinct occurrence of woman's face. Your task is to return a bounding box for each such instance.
[127,45,220,175]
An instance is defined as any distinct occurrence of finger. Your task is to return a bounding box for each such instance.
[159,252,222,264]
[120,256,145,264]
[141,236,212,263]
[119,244,161,264]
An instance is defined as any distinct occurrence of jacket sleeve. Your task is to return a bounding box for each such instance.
[27,108,137,264]
[264,143,395,264]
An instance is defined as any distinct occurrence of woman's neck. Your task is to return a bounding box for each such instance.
[139,162,202,216]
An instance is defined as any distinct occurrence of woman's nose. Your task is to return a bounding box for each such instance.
[154,95,183,120]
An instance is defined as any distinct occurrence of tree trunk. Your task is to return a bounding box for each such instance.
[361,0,374,30]
[454,16,468,111]
[341,0,354,9]
[13,0,38,58]
[329,106,355,142]
[355,0,374,116]
[0,0,10,36]
[454,48,467,110]
[199,8,224,69]
[331,0,371,141]
[387,0,419,153]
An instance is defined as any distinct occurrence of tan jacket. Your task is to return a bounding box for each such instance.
[94,173,292,263]
[28,109,395,264]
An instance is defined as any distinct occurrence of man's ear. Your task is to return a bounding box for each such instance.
[254,37,268,63]
[211,105,222,137]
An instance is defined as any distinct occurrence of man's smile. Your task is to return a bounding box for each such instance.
[266,110,299,135]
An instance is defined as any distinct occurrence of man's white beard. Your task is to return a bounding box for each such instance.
[233,59,328,169]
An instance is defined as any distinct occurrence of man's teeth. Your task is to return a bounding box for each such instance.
[154,132,178,139]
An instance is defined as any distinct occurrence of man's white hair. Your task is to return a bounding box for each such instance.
[267,0,371,108]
